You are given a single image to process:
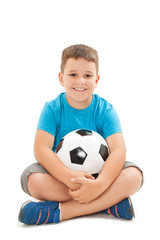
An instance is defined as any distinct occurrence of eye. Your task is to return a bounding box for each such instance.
[69,73,77,77]
[85,74,92,78]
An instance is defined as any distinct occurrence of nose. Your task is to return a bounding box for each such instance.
[77,77,85,84]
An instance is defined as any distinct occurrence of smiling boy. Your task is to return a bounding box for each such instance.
[19,44,143,225]
[59,58,99,109]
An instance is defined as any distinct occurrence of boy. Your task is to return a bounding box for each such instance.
[19,44,143,225]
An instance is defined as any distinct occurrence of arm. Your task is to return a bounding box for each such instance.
[69,132,126,203]
[96,132,126,192]
[34,130,94,190]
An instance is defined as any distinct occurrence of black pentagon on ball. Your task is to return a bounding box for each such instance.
[56,138,64,153]
[75,129,93,136]
[70,147,87,165]
[99,144,109,161]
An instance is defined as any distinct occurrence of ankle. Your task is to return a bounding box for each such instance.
[59,202,72,221]
[59,203,62,221]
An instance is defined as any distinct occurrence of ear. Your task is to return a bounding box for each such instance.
[59,72,64,86]
[95,75,100,88]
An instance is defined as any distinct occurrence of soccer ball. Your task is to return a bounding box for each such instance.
[56,129,109,178]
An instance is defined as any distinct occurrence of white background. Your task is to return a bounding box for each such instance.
[0,0,160,239]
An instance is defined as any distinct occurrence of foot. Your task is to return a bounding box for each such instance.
[18,200,60,225]
[101,197,135,220]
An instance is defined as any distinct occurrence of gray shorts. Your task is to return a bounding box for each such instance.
[21,161,143,196]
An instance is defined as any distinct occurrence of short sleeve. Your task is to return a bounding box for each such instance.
[37,103,57,136]
[102,105,122,139]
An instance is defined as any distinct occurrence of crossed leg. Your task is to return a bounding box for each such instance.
[28,167,142,221]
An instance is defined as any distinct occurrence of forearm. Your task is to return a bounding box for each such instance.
[96,148,126,193]
[34,146,74,188]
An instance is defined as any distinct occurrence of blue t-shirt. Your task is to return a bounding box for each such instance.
[37,93,122,152]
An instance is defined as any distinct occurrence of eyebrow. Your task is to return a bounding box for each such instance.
[68,70,94,73]
[85,71,94,74]
[68,70,77,72]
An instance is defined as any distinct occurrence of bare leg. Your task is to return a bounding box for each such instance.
[28,167,142,220]
[28,173,72,202]
[61,167,142,220]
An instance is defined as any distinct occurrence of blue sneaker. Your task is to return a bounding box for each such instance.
[101,197,135,220]
[18,201,60,225]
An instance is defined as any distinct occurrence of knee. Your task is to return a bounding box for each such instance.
[122,167,143,195]
[28,173,45,197]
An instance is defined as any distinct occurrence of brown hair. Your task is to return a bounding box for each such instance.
[60,44,99,75]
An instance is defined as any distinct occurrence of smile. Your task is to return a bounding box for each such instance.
[73,88,87,92]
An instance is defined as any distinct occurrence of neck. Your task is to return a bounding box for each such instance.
[65,95,93,109]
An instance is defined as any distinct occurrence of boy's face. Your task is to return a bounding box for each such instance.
[59,58,100,109]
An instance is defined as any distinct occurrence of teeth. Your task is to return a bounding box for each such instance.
[74,88,86,91]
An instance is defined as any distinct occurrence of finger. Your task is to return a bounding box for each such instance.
[73,197,84,204]
[69,188,81,198]
[69,189,83,202]
[69,188,76,198]
[74,197,82,202]
[70,194,81,201]
[85,174,95,180]
[68,188,72,195]
[71,177,86,184]
[78,200,85,204]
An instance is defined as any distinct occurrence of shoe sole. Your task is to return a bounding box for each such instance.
[128,197,135,219]
[18,200,32,222]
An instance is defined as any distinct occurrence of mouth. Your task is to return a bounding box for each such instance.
[73,88,87,92]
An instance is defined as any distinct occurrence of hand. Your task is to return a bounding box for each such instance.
[69,177,101,204]
[66,171,95,191]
